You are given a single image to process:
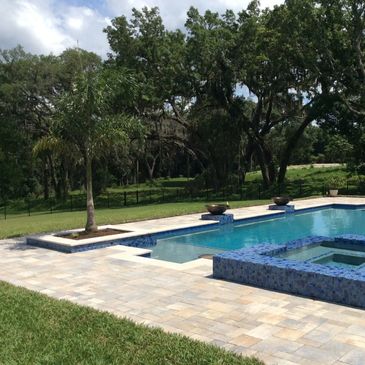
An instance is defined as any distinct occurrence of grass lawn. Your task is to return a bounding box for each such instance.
[0,281,263,365]
[108,166,349,189]
[107,165,348,191]
[106,176,190,192]
[0,165,352,239]
[245,165,347,182]
[0,200,269,239]
[0,165,351,217]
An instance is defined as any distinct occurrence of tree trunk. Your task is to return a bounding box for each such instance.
[43,158,49,200]
[47,155,61,199]
[265,147,277,184]
[60,159,70,200]
[277,116,313,183]
[186,154,190,179]
[85,155,97,232]
[134,160,139,185]
[145,155,158,180]
[253,137,276,188]
[62,168,70,200]
[256,148,272,188]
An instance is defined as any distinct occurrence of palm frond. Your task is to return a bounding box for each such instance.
[32,136,61,156]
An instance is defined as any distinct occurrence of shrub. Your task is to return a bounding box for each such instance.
[327,175,346,189]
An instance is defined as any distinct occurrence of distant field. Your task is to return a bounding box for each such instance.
[77,165,349,194]
[105,165,349,192]
[245,165,347,182]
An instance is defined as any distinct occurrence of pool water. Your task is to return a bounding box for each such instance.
[150,208,365,263]
[275,241,365,269]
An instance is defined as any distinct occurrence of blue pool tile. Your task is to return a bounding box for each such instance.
[213,234,365,309]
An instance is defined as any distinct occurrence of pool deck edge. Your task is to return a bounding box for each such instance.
[26,197,365,264]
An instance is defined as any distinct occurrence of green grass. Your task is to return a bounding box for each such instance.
[245,165,348,182]
[0,166,353,216]
[0,281,263,365]
[0,200,269,239]
[108,166,348,190]
[0,165,357,239]
[245,166,355,198]
[106,176,190,192]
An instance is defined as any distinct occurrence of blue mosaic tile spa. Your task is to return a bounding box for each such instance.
[213,234,365,308]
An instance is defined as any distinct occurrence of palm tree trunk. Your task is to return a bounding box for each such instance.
[85,154,97,232]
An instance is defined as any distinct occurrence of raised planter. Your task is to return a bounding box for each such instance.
[329,189,339,197]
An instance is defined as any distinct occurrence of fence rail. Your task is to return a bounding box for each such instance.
[1,179,365,220]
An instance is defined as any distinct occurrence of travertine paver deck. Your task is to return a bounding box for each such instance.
[2,197,365,365]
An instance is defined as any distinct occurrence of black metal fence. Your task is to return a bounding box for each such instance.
[1,178,365,220]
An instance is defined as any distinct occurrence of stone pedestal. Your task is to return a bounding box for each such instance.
[201,213,234,224]
[268,204,295,212]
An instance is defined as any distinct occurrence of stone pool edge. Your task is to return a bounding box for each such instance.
[26,201,365,254]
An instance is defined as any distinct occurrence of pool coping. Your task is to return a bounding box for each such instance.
[26,200,365,254]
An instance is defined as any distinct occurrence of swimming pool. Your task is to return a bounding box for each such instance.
[150,207,365,263]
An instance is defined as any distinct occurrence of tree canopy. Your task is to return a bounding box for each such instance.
[1,0,365,206]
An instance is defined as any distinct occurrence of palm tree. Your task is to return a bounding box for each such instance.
[34,69,143,232]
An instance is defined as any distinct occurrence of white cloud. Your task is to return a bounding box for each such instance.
[0,0,110,57]
[61,5,110,57]
[106,0,284,29]
[0,0,71,54]
[0,0,283,57]
[67,17,83,30]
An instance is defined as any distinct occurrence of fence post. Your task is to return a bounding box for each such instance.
[149,189,152,203]
[4,201,6,220]
[107,192,110,208]
[162,188,164,202]
[299,181,302,196]
[50,198,53,214]
[27,199,31,216]
[70,195,73,211]
[258,185,261,200]
[136,190,139,204]
[346,179,349,195]
[124,191,127,206]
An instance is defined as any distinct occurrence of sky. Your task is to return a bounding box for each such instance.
[0,0,284,58]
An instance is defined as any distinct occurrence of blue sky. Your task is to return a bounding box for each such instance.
[0,0,283,57]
